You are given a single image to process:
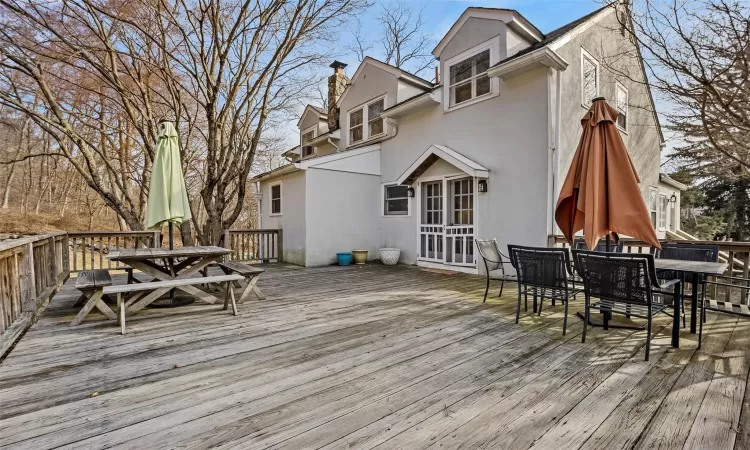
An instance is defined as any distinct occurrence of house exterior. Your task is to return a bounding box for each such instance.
[252,3,684,272]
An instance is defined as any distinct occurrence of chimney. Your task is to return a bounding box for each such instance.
[327,60,348,131]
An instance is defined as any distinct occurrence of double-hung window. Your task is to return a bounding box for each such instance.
[368,98,385,137]
[349,108,364,144]
[301,127,315,158]
[615,82,628,131]
[648,187,658,227]
[270,182,282,216]
[449,49,490,106]
[659,194,668,230]
[349,95,385,145]
[581,48,599,106]
[384,185,409,216]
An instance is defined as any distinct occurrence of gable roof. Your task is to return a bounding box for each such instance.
[492,4,612,67]
[336,57,434,107]
[296,104,327,128]
[396,145,489,185]
[433,7,543,58]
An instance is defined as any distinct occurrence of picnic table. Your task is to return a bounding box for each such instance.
[108,246,232,313]
[654,258,728,349]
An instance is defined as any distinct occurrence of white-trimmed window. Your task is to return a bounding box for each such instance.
[368,98,385,137]
[659,194,668,230]
[615,82,628,131]
[383,184,409,216]
[270,182,282,216]
[349,108,363,143]
[581,48,599,106]
[301,126,315,158]
[449,49,490,106]
[648,187,658,227]
[349,95,386,145]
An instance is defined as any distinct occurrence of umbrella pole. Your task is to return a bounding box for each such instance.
[169,222,174,250]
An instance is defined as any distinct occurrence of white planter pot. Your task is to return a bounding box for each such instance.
[379,248,401,265]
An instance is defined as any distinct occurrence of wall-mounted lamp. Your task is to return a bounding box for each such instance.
[407,187,415,198]
[478,179,488,193]
[668,193,677,203]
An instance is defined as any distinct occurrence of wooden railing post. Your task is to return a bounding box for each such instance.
[19,243,36,313]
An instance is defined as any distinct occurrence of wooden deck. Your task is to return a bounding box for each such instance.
[1,263,750,449]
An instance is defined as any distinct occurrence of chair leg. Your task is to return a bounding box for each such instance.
[498,280,504,298]
[483,275,490,303]
[582,294,589,343]
[603,309,609,330]
[563,297,569,336]
[515,288,522,324]
[645,315,652,361]
[538,295,543,316]
[524,292,528,312]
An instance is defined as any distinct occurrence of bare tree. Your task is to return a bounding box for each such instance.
[605,0,750,174]
[377,2,434,76]
[0,0,366,244]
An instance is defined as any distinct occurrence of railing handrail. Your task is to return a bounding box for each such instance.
[67,231,159,237]
[225,229,280,233]
[0,232,66,254]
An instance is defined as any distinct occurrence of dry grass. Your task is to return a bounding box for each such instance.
[0,210,119,235]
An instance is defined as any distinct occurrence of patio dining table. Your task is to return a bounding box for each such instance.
[653,258,728,348]
[108,246,232,313]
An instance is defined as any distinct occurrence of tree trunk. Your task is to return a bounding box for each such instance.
[1,163,16,209]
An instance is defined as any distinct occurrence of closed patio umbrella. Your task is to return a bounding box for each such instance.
[555,98,660,250]
[146,121,192,249]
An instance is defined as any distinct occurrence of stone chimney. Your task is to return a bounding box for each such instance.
[327,61,348,131]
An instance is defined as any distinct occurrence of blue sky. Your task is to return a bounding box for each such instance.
[332,0,604,72]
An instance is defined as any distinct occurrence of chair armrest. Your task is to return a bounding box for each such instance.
[655,278,681,290]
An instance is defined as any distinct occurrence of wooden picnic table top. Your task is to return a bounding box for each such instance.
[654,258,728,276]
[107,245,231,261]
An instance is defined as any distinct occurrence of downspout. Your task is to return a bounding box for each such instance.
[551,68,562,238]
[385,117,399,139]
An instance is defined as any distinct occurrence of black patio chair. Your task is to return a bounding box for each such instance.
[573,237,624,252]
[474,238,515,302]
[653,242,719,327]
[508,245,582,335]
[572,250,682,361]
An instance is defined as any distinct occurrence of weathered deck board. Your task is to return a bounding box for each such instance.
[0,263,749,449]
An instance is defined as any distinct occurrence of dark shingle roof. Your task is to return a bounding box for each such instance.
[492,4,612,67]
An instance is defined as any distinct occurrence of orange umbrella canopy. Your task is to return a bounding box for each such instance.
[555,98,660,251]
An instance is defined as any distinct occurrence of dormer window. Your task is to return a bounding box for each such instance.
[449,49,490,106]
[349,108,363,143]
[349,95,386,145]
[301,127,315,158]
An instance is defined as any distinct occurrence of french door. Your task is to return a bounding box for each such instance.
[418,177,475,267]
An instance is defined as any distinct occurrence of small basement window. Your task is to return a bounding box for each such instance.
[271,182,282,215]
[384,185,409,216]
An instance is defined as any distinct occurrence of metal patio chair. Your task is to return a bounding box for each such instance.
[653,242,719,327]
[508,245,582,336]
[573,237,624,252]
[474,238,515,302]
[573,250,682,361]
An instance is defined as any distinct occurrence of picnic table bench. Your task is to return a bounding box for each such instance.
[217,261,265,303]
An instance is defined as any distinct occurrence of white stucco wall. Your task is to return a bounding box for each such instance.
[304,168,381,266]
[379,65,551,267]
[340,64,399,149]
[554,8,663,223]
[260,170,307,265]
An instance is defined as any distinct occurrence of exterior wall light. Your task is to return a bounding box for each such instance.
[478,179,488,193]
[407,187,415,198]
[669,193,677,203]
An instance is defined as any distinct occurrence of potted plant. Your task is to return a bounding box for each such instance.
[351,249,368,265]
[336,252,353,266]
[379,248,401,265]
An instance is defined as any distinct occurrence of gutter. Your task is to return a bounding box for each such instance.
[487,47,568,80]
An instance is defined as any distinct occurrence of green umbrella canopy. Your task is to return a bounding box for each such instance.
[145,122,192,230]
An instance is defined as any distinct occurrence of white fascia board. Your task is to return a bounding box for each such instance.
[396,145,489,185]
[487,47,568,80]
[549,6,616,51]
[298,144,381,176]
[660,174,688,191]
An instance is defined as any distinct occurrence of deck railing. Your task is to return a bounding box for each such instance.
[224,229,282,263]
[68,231,161,272]
[549,235,750,305]
[0,233,69,357]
